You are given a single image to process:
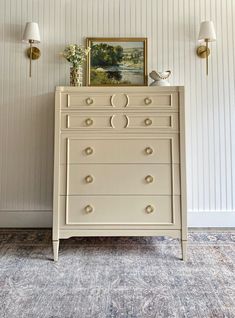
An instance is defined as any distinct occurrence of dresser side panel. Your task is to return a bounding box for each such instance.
[53,91,61,241]
[179,87,187,241]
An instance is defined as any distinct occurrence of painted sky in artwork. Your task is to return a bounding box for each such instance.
[92,41,144,49]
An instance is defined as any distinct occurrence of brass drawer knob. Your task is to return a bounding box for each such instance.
[145,175,154,183]
[145,147,153,155]
[85,175,94,183]
[144,97,152,105]
[144,118,152,126]
[85,147,93,155]
[145,205,154,214]
[85,205,93,213]
[86,97,94,105]
[85,118,93,126]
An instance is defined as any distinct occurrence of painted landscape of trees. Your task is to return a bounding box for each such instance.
[89,41,145,85]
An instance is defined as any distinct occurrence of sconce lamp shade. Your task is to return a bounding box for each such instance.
[198,21,216,42]
[22,22,40,43]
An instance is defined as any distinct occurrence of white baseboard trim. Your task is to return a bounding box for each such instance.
[0,210,52,228]
[0,210,234,228]
[188,211,235,227]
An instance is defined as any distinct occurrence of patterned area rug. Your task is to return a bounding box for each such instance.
[0,230,234,318]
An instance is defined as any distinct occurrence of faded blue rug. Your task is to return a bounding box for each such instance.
[0,230,234,318]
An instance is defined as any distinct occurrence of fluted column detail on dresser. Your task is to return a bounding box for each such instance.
[53,86,187,261]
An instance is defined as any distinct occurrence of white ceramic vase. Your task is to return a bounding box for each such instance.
[149,70,171,86]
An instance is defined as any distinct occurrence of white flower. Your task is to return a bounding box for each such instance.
[63,44,90,67]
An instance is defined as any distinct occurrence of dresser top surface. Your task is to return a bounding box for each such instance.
[56,86,184,93]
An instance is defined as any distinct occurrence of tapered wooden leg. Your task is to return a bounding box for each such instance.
[53,240,59,261]
[181,240,187,261]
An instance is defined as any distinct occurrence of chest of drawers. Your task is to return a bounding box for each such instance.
[53,86,187,261]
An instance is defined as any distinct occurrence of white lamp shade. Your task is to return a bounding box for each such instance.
[22,22,40,43]
[198,21,216,42]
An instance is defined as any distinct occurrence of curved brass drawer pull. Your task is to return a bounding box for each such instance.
[144,97,152,105]
[145,175,154,184]
[145,205,154,214]
[84,205,94,213]
[85,147,94,155]
[85,118,93,126]
[145,147,153,155]
[85,175,94,183]
[144,118,152,126]
[86,97,94,105]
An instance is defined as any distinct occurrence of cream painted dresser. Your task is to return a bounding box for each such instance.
[53,86,187,261]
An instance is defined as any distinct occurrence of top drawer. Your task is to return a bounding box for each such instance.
[60,92,178,110]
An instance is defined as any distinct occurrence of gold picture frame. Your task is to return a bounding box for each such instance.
[86,37,148,86]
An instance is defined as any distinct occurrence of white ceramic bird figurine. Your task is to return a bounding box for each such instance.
[149,70,171,86]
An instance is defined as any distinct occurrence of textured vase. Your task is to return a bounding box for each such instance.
[70,66,83,86]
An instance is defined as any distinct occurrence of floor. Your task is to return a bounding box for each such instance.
[0,230,234,318]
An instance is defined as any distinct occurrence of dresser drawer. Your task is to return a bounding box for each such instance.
[60,91,178,110]
[61,112,178,131]
[61,93,113,108]
[60,195,181,226]
[60,164,180,195]
[60,137,180,164]
[127,92,178,110]
[61,113,113,130]
[126,113,178,131]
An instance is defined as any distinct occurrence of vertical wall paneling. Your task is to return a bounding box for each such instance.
[231,0,235,210]
[0,0,234,227]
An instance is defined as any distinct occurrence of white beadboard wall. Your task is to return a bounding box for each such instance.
[0,0,234,227]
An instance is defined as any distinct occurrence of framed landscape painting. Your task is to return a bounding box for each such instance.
[86,37,148,86]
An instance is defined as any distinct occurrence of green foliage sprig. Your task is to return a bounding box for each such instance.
[63,44,90,68]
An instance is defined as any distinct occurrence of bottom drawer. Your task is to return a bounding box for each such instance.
[59,195,181,226]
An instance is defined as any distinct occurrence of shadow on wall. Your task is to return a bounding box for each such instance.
[0,21,67,210]
[1,23,23,43]
[0,92,55,210]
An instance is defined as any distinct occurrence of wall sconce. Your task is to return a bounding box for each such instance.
[197,21,216,76]
[22,22,41,77]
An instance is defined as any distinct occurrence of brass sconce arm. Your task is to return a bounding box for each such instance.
[197,39,210,76]
[27,40,41,77]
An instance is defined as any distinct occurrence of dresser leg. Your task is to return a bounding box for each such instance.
[53,240,59,261]
[181,240,187,261]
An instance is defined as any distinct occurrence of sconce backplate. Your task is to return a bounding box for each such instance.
[26,47,41,60]
[197,45,210,59]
